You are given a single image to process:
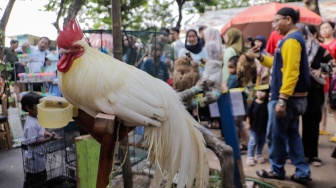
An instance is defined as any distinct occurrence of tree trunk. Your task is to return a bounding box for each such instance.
[112,0,123,61]
[303,0,320,15]
[0,0,16,32]
[176,0,184,28]
[197,126,235,188]
[63,0,85,27]
[0,0,16,60]
[52,0,65,32]
[112,0,133,187]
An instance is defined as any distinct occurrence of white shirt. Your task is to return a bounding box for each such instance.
[23,116,46,173]
[173,39,184,59]
[29,46,52,73]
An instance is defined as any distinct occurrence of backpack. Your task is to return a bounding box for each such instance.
[329,74,336,110]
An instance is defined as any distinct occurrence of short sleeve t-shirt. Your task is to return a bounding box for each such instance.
[23,116,46,173]
[248,100,268,133]
[320,39,336,59]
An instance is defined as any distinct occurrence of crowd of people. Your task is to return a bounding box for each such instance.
[2,6,336,186]
[2,37,60,187]
[121,7,336,185]
[3,37,58,95]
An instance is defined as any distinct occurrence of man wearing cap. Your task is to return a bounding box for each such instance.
[251,7,312,183]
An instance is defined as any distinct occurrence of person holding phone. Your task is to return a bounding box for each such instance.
[178,29,209,76]
[250,35,270,84]
[250,7,312,183]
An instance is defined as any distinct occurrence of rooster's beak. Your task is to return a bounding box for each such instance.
[59,48,70,54]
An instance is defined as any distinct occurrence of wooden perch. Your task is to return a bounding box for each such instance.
[74,109,234,187]
[73,109,134,187]
[197,126,235,188]
[94,113,116,134]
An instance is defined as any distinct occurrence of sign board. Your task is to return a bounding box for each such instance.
[209,102,220,118]
[229,92,245,116]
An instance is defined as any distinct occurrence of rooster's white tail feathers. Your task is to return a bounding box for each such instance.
[144,81,209,188]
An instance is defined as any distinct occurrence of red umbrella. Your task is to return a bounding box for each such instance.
[221,2,322,39]
[88,33,113,51]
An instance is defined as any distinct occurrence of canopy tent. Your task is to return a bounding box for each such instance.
[189,0,334,40]
[220,2,322,39]
[87,33,113,53]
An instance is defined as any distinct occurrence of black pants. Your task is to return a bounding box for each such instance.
[302,110,322,160]
[24,169,47,188]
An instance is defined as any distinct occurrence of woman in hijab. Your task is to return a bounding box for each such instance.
[201,27,223,128]
[222,28,249,150]
[179,29,209,76]
[300,24,335,167]
[203,27,223,61]
[222,28,245,89]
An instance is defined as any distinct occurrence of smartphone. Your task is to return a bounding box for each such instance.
[247,36,255,47]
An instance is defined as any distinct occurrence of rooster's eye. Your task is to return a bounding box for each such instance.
[71,45,82,51]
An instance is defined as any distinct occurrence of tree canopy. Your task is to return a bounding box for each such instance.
[44,0,255,31]
[1,0,316,35]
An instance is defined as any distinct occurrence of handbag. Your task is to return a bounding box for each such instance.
[310,63,326,86]
[310,71,326,86]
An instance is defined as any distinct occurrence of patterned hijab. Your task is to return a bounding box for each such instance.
[203,27,223,60]
[225,28,245,56]
[299,24,320,65]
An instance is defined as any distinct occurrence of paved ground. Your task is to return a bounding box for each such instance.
[0,147,24,188]
[208,113,336,188]
[1,114,336,187]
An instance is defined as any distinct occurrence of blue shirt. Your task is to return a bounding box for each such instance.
[228,74,238,89]
[141,58,169,82]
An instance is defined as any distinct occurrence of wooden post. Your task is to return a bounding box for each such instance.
[94,114,117,188]
[112,0,123,61]
[218,94,245,188]
[73,110,134,188]
[97,133,116,188]
[112,1,134,187]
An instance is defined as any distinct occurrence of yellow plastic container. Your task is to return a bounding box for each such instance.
[37,96,76,128]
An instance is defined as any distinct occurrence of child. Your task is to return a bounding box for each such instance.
[227,56,239,89]
[21,92,59,187]
[141,43,169,82]
[228,55,249,151]
[246,88,269,166]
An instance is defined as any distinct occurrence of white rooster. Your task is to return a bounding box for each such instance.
[57,20,208,188]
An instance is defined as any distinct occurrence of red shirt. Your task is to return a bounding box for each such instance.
[320,39,336,93]
[266,31,284,55]
[320,39,336,59]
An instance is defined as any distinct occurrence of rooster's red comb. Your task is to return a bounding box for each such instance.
[57,19,83,49]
